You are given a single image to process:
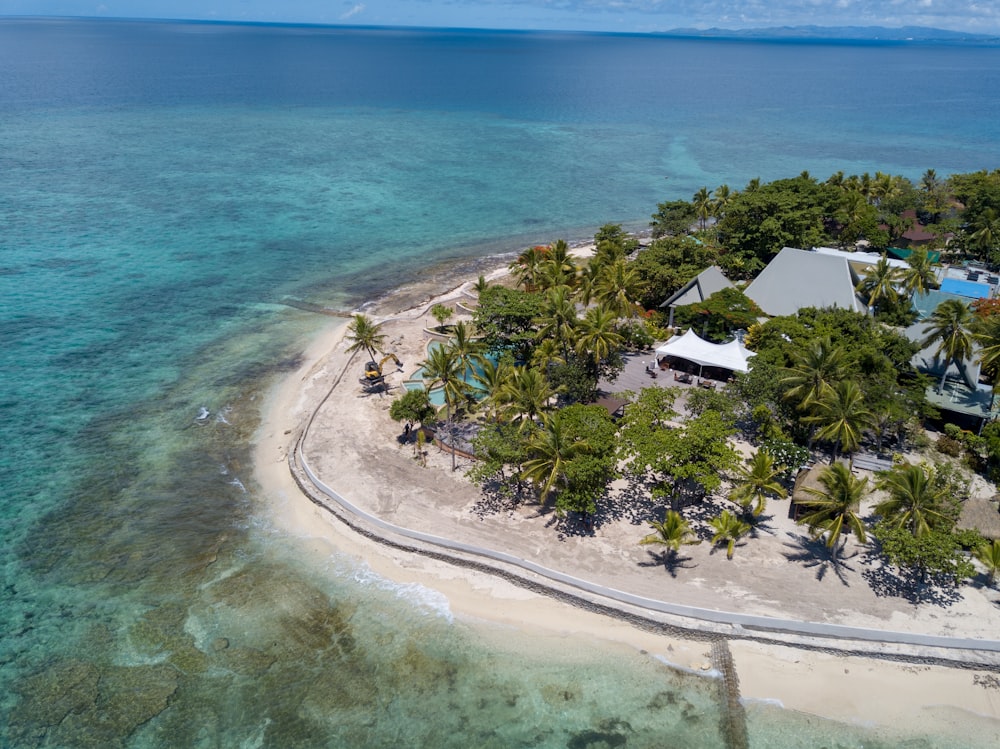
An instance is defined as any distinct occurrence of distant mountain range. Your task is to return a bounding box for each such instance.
[663,25,999,44]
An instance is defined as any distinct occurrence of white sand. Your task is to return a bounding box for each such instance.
[252,249,1000,741]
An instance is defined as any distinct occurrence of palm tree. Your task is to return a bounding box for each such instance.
[346,313,386,362]
[420,343,470,470]
[450,321,487,381]
[729,450,787,517]
[974,539,1000,584]
[709,510,752,560]
[520,411,590,505]
[855,254,901,310]
[592,258,642,319]
[500,366,555,428]
[974,314,1000,387]
[921,297,973,393]
[536,286,578,360]
[509,245,547,291]
[794,462,869,550]
[874,463,950,539]
[969,207,1000,260]
[744,177,761,194]
[806,379,872,461]
[900,247,937,299]
[473,357,512,422]
[537,239,577,291]
[640,511,700,562]
[575,305,624,367]
[780,337,847,412]
[712,184,732,220]
[693,186,713,230]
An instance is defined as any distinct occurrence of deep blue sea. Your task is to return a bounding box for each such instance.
[2,18,999,747]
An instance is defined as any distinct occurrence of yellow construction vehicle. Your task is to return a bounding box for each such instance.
[361,353,402,389]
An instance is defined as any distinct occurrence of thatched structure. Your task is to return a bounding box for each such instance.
[790,465,827,521]
[958,496,1000,540]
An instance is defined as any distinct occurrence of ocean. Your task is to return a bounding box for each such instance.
[1,17,998,747]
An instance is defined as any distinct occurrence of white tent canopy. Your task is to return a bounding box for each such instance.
[654,329,756,373]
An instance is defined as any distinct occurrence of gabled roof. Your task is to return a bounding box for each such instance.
[743,247,865,317]
[659,265,734,309]
[654,329,756,373]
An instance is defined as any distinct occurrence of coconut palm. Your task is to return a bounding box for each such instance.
[520,411,590,505]
[921,297,974,393]
[855,254,901,310]
[450,321,487,381]
[536,286,578,360]
[530,338,567,371]
[900,247,937,298]
[795,462,868,550]
[969,207,1000,260]
[729,450,787,517]
[780,337,847,411]
[693,186,713,230]
[709,510,752,560]
[806,379,872,461]
[592,258,643,319]
[974,539,1000,584]
[500,366,555,429]
[575,304,624,367]
[345,313,386,362]
[640,511,700,566]
[537,239,577,292]
[473,357,512,422]
[509,245,547,291]
[874,463,951,539]
[712,184,733,219]
[420,343,471,470]
[974,314,1000,387]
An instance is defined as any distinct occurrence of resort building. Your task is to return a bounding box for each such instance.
[742,247,866,317]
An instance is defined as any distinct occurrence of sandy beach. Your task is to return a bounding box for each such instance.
[252,247,1000,743]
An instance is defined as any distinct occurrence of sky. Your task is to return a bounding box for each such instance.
[1,1,998,35]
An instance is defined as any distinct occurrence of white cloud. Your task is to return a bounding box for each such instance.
[339,3,365,21]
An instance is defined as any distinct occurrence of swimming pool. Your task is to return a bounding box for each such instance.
[403,342,496,407]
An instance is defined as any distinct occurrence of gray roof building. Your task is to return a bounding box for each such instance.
[659,265,735,327]
[743,247,866,317]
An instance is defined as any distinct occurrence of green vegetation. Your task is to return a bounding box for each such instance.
[383,169,1000,599]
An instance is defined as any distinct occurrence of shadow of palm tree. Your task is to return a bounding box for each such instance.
[781,533,857,585]
[638,549,698,578]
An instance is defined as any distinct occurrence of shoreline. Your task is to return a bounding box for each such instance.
[252,245,1000,742]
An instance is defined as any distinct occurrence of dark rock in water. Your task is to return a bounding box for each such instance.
[10,660,178,748]
[211,636,230,651]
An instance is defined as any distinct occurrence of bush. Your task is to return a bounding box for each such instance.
[935,434,963,458]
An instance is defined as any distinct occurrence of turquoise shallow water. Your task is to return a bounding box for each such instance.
[2,18,1000,746]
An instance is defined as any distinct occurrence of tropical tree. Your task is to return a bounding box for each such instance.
[537,239,577,291]
[509,245,548,291]
[899,247,937,298]
[640,510,700,564]
[729,450,787,517]
[806,379,872,460]
[346,313,386,362]
[780,337,847,412]
[974,313,1000,387]
[420,343,470,470]
[536,286,578,360]
[974,539,1000,583]
[855,254,901,310]
[430,303,454,330]
[592,258,643,318]
[499,366,555,428]
[520,411,590,506]
[921,297,973,393]
[575,304,624,368]
[794,462,869,550]
[712,183,733,220]
[874,463,951,539]
[450,320,487,380]
[968,206,1000,261]
[693,186,713,230]
[472,357,511,422]
[709,510,752,560]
